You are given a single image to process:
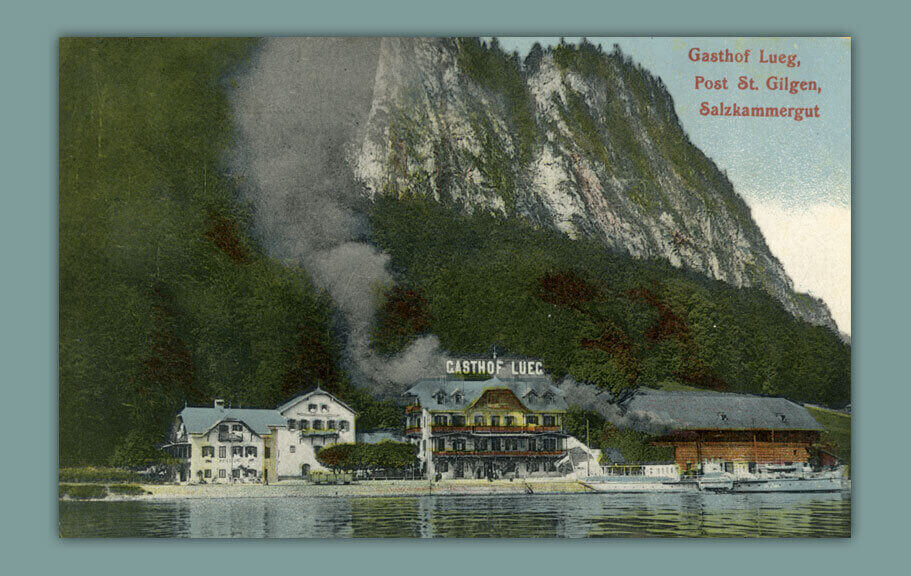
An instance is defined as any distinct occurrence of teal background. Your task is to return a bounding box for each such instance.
[1,0,904,572]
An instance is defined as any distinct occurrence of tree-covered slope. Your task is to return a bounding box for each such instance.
[369,195,850,408]
[59,39,397,466]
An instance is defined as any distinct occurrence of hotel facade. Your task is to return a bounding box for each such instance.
[403,376,571,479]
[164,387,356,484]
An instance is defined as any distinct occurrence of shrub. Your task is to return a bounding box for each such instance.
[59,484,108,500]
[59,467,139,483]
[107,484,150,496]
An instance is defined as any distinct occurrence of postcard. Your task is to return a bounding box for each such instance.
[58,36,851,538]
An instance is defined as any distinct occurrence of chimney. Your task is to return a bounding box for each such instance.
[214,399,225,409]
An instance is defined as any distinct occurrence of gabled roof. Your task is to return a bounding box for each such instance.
[404,376,568,411]
[178,406,286,436]
[277,385,357,416]
[623,389,822,431]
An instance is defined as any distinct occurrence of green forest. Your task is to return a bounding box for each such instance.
[369,195,850,407]
[59,38,850,468]
[59,38,399,466]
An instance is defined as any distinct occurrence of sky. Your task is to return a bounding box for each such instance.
[498,37,851,333]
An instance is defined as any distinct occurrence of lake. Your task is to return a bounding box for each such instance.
[58,491,851,538]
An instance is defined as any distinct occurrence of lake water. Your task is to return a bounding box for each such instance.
[58,491,851,538]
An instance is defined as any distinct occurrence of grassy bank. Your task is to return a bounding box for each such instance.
[807,406,851,468]
[59,483,151,500]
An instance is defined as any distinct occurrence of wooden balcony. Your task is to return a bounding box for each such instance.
[299,428,340,437]
[431,425,561,434]
[404,404,422,414]
[218,432,244,442]
[404,426,422,437]
[432,450,565,458]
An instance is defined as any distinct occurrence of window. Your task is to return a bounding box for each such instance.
[438,461,449,473]
[528,461,540,473]
[232,446,243,457]
[219,424,228,433]
[218,469,226,478]
[526,415,539,426]
[308,404,317,412]
[433,415,447,426]
[290,445,296,453]
[452,439,466,451]
[313,420,323,430]
[452,392,463,404]
[327,420,336,429]
[264,447,271,459]
[231,424,243,432]
[491,438,501,451]
[339,420,349,431]
[505,438,518,451]
[528,439,537,451]
[219,446,227,459]
[452,415,465,427]
[204,469,212,478]
[476,438,488,451]
[474,414,484,425]
[300,419,309,430]
[490,415,501,426]
[288,419,297,430]
[320,404,328,413]
[245,446,257,457]
[542,391,555,404]
[433,438,446,452]
[719,412,728,422]
[543,438,557,451]
[543,415,556,427]
[232,469,240,478]
[202,446,215,458]
[505,416,515,426]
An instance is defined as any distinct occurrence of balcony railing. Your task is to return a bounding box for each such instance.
[431,425,560,434]
[432,450,565,458]
[404,426,422,436]
[218,432,244,442]
[404,404,422,414]
[299,428,340,437]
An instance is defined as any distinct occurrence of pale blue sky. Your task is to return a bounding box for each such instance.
[497,37,851,209]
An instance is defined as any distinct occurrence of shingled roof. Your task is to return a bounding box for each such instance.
[178,406,287,436]
[623,389,822,431]
[405,376,568,412]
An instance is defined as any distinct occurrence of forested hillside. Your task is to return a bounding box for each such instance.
[59,39,398,466]
[369,196,851,407]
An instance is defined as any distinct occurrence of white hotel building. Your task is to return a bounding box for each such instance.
[164,387,356,484]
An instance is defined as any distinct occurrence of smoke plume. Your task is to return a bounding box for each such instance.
[230,38,448,397]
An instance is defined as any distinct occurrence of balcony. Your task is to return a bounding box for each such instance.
[433,450,565,458]
[431,425,561,435]
[218,432,244,442]
[404,404,422,414]
[404,426,422,437]
[299,428,340,437]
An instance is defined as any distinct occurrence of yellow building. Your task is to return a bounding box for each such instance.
[403,376,568,479]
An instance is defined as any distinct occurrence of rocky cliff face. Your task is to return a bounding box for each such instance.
[352,38,836,331]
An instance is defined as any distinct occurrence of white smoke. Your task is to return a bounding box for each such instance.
[230,38,448,397]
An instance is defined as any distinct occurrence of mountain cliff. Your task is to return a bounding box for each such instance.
[352,38,836,331]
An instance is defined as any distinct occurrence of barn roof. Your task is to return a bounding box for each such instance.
[623,389,822,431]
[405,376,567,412]
[178,406,286,436]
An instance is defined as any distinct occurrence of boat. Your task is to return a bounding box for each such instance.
[583,462,847,494]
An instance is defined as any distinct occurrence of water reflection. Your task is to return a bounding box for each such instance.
[59,491,850,538]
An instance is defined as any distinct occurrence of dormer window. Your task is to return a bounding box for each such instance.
[320,404,329,413]
[719,412,728,422]
[777,413,787,423]
[308,404,317,412]
[542,391,555,404]
[451,390,463,404]
[433,390,447,404]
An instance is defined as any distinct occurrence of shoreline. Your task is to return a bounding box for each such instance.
[59,478,595,501]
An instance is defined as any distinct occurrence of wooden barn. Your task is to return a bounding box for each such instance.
[622,389,824,472]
